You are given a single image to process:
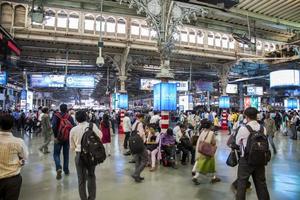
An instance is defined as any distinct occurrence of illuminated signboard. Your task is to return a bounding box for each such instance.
[286,98,298,110]
[140,79,188,91]
[66,75,95,88]
[226,84,238,94]
[195,81,214,92]
[247,86,263,96]
[270,70,300,88]
[118,94,128,109]
[0,71,7,85]
[30,75,65,88]
[244,97,259,109]
[219,96,230,109]
[153,83,177,111]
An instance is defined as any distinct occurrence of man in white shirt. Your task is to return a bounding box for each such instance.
[235,107,270,200]
[150,112,160,124]
[0,114,28,200]
[70,110,103,200]
[123,112,132,150]
[131,113,148,183]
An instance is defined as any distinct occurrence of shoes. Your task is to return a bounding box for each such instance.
[192,172,196,176]
[139,176,145,180]
[64,171,70,176]
[149,167,156,172]
[129,160,136,163]
[210,177,221,184]
[131,175,142,183]
[181,162,187,166]
[192,178,200,185]
[124,152,131,156]
[56,169,62,180]
[44,151,50,154]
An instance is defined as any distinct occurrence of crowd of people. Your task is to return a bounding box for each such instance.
[0,105,300,200]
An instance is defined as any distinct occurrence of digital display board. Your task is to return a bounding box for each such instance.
[153,83,177,111]
[195,81,214,92]
[66,75,95,88]
[219,96,230,108]
[118,94,128,109]
[286,98,298,110]
[140,79,188,91]
[244,97,259,109]
[30,75,65,88]
[247,86,263,96]
[0,71,7,85]
[270,70,300,88]
[226,84,238,94]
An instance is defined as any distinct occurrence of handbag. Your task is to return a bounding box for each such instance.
[197,131,217,157]
[226,149,238,167]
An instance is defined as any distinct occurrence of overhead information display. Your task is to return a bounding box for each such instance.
[66,75,95,88]
[30,75,65,88]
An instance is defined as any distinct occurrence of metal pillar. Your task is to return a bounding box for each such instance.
[239,82,244,111]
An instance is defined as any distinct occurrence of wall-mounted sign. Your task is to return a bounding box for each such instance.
[247,86,263,96]
[226,84,238,94]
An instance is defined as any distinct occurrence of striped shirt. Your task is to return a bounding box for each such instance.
[0,131,28,179]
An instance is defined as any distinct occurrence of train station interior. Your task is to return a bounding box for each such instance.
[0,0,300,200]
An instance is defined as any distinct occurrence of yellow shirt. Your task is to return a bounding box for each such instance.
[0,131,28,179]
[214,118,219,126]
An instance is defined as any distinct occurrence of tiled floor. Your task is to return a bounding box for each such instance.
[16,130,300,200]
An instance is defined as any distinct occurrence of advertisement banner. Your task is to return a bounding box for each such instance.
[66,75,95,88]
[219,96,230,109]
[26,91,33,111]
[195,81,214,92]
[244,97,259,109]
[287,98,298,110]
[247,86,263,96]
[226,84,238,94]
[0,71,7,85]
[30,75,65,88]
[140,79,188,91]
[118,94,128,109]
[153,83,177,111]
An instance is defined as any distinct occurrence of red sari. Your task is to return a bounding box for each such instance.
[100,121,111,144]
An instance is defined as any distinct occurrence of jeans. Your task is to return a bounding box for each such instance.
[133,149,148,178]
[75,153,96,200]
[0,174,22,200]
[53,141,70,173]
[268,135,277,153]
[236,158,270,200]
[123,132,131,149]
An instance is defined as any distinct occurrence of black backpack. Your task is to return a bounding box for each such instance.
[80,123,106,166]
[244,125,271,166]
[129,122,145,154]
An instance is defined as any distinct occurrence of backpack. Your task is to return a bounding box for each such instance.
[129,122,145,154]
[244,125,271,166]
[56,113,73,142]
[80,123,106,166]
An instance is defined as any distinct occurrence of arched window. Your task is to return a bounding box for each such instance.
[84,14,95,31]
[229,38,235,49]
[189,29,196,43]
[222,34,228,49]
[106,17,116,33]
[150,29,157,39]
[264,42,270,51]
[256,41,262,50]
[96,16,105,32]
[141,22,149,38]
[117,18,126,34]
[44,10,55,27]
[131,20,140,36]
[69,12,79,30]
[208,32,214,46]
[197,31,204,44]
[57,10,67,28]
[14,5,26,27]
[1,3,13,28]
[215,33,221,47]
[180,29,188,43]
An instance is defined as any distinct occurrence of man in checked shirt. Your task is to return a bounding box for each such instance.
[0,113,28,200]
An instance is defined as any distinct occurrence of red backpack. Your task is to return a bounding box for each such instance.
[56,113,73,142]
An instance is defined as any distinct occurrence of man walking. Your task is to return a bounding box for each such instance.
[131,113,148,183]
[70,110,102,200]
[235,107,270,200]
[0,114,28,200]
[123,112,132,153]
[52,104,76,180]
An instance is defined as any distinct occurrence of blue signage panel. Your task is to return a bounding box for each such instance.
[219,96,230,109]
[0,72,7,85]
[30,75,65,88]
[287,98,298,109]
[20,90,27,100]
[153,83,177,111]
[66,75,95,88]
[118,94,128,109]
